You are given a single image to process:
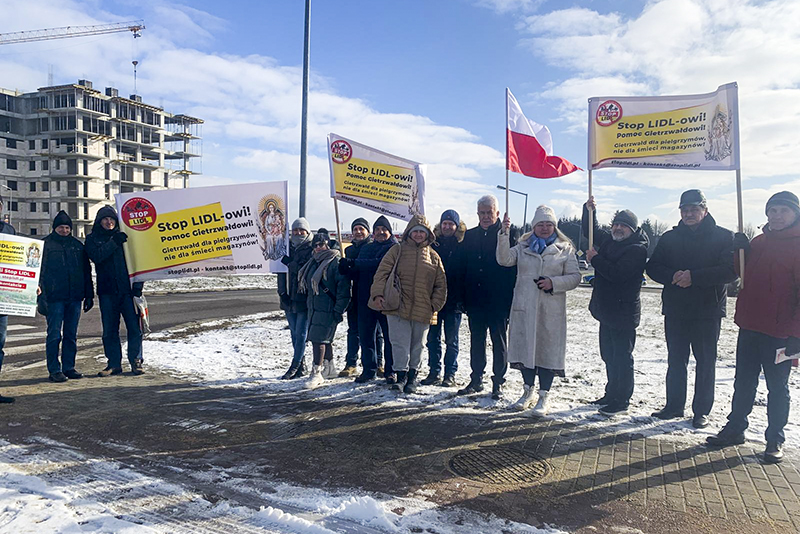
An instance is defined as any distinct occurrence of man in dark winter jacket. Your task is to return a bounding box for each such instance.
[85,205,144,377]
[646,189,736,428]
[339,215,397,383]
[707,191,800,463]
[422,209,466,387]
[277,217,313,379]
[0,196,15,403]
[456,195,517,399]
[583,198,649,415]
[39,211,95,382]
[337,217,383,377]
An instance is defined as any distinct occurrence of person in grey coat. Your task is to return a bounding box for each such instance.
[299,229,350,388]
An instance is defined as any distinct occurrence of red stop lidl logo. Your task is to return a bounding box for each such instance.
[121,197,157,231]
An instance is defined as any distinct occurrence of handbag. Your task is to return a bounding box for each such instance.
[372,247,402,312]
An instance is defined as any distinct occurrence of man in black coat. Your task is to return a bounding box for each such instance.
[0,196,15,403]
[582,198,649,415]
[646,189,736,428]
[456,195,517,399]
[39,211,95,382]
[85,205,144,377]
[277,217,314,379]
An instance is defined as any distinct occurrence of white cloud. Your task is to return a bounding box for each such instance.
[476,0,543,14]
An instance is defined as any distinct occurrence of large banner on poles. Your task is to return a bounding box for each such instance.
[115,181,289,282]
[588,83,739,171]
[328,133,426,221]
[0,235,42,317]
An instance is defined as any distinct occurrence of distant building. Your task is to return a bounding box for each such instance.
[0,79,202,237]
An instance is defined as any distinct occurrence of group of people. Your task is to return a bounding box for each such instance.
[0,201,145,405]
[278,189,800,465]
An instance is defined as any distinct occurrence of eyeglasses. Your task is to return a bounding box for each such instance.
[313,243,327,249]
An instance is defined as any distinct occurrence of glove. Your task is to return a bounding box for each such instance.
[83,298,94,313]
[787,337,800,358]
[334,312,344,323]
[338,257,354,274]
[112,232,128,245]
[733,232,750,253]
[281,255,291,266]
[131,284,143,297]
[36,294,48,316]
[279,293,291,308]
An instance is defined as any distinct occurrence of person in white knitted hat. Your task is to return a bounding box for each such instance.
[497,205,581,416]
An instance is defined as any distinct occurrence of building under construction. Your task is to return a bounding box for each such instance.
[0,79,202,238]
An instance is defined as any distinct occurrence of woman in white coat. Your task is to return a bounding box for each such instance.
[497,205,581,416]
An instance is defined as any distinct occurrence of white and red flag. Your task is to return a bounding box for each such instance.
[506,88,579,178]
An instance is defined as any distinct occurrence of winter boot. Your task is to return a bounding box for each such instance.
[132,360,145,375]
[420,372,441,386]
[512,385,537,412]
[376,366,385,378]
[322,360,336,379]
[291,360,307,379]
[306,365,324,389]
[384,372,397,385]
[48,372,68,383]
[403,369,419,394]
[391,371,408,391]
[491,382,504,400]
[63,370,83,380]
[98,367,123,377]
[531,390,550,417]
[441,374,457,387]
[338,365,358,377]
[280,363,299,380]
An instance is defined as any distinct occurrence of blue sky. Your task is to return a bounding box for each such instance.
[2,0,799,232]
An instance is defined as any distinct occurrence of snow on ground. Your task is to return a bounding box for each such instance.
[0,437,565,534]
[143,274,276,294]
[139,287,800,450]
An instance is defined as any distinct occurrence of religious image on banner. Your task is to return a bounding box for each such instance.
[0,234,43,317]
[255,194,287,261]
[588,83,739,171]
[328,133,426,221]
[116,181,289,282]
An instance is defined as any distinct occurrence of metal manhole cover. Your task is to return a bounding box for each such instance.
[448,447,550,485]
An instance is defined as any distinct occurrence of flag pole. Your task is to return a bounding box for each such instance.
[333,197,343,244]
[735,169,745,288]
[504,88,510,217]
[588,169,594,250]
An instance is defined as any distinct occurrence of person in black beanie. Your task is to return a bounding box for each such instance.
[85,206,144,376]
[39,211,95,382]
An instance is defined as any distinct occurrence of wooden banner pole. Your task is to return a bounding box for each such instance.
[735,169,745,288]
[588,169,594,250]
[333,198,343,244]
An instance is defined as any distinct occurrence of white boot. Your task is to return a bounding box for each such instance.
[306,365,324,389]
[321,360,335,379]
[512,385,537,412]
[531,390,549,417]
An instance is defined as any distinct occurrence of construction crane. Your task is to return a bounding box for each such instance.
[0,20,144,46]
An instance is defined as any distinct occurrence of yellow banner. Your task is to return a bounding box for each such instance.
[125,202,232,275]
[332,157,415,205]
[0,240,26,265]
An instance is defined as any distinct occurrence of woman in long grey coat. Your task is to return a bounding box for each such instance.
[299,229,350,388]
[497,205,581,416]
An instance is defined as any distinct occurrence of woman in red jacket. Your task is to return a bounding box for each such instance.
[706,191,800,463]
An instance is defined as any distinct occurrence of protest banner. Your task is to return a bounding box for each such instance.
[328,133,426,221]
[0,235,42,317]
[588,83,740,171]
[115,181,289,282]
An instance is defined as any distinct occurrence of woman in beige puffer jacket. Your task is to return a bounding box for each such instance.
[370,214,447,393]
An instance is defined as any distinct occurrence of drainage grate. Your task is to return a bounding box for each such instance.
[448,447,550,486]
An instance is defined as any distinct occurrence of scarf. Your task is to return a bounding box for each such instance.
[291,233,311,248]
[529,232,557,255]
[297,248,340,295]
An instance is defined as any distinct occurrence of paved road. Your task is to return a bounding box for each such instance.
[3,289,281,368]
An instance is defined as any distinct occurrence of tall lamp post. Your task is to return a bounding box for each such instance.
[496,184,527,229]
[0,184,12,225]
[298,0,311,217]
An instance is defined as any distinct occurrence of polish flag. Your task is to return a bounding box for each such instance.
[506,88,580,179]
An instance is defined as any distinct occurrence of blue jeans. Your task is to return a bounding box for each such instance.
[357,304,392,377]
[45,300,82,375]
[727,329,792,444]
[0,315,6,373]
[99,293,143,369]
[345,304,382,367]
[285,310,309,366]
[426,310,461,377]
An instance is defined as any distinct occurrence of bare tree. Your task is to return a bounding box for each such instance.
[743,223,756,240]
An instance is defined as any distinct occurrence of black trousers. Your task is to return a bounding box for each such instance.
[467,313,508,386]
[664,315,721,417]
[599,324,636,406]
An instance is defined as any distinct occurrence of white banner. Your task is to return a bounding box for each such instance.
[0,234,42,317]
[588,83,740,171]
[115,181,289,283]
[328,133,426,221]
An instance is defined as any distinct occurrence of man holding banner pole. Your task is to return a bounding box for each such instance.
[646,190,736,428]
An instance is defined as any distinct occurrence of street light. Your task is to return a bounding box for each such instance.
[496,185,528,228]
[0,183,12,225]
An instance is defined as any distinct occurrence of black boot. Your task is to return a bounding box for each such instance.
[392,371,407,391]
[420,372,441,386]
[403,369,419,394]
[291,359,307,379]
[280,363,299,380]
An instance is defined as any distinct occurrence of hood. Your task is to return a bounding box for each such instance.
[92,205,120,234]
[621,227,650,248]
[433,220,467,243]
[401,213,435,247]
